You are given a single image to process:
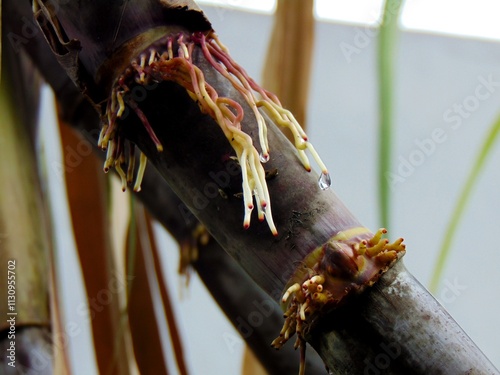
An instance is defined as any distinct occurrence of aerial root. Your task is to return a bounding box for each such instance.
[102,31,329,234]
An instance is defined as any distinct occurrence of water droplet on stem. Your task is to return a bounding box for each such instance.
[318,172,331,190]
[259,152,270,163]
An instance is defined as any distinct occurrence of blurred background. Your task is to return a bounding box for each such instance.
[38,0,500,373]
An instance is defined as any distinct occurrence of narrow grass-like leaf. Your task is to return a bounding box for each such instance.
[378,0,403,229]
[429,114,500,292]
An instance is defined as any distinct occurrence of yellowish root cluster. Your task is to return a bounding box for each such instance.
[272,228,406,375]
